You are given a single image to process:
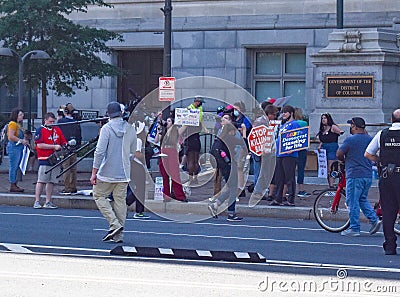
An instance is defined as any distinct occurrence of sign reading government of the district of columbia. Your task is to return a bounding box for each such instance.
[279,126,310,155]
[325,75,374,98]
[174,108,200,126]
[159,77,176,101]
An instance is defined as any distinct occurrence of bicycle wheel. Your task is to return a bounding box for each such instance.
[313,188,350,233]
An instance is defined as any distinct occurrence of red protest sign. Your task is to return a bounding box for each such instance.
[248,125,275,156]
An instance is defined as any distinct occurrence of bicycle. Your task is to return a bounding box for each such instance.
[313,161,400,234]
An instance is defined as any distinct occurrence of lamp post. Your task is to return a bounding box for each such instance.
[0,48,50,129]
[337,0,344,29]
[161,0,172,120]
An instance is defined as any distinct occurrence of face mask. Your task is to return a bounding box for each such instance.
[233,110,239,117]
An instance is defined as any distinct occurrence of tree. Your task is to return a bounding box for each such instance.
[0,0,123,115]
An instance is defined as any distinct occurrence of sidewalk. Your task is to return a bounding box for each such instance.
[0,168,380,220]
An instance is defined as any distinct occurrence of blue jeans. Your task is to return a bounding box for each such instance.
[252,153,261,185]
[297,149,307,185]
[7,142,23,183]
[346,177,378,232]
[253,153,276,196]
[216,162,238,214]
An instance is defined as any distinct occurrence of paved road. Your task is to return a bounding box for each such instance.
[1,205,399,296]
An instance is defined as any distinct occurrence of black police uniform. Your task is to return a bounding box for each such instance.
[379,128,400,254]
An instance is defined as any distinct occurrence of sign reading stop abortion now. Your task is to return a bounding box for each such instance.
[279,126,310,155]
[248,125,276,156]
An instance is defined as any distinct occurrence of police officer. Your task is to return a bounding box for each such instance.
[365,109,400,255]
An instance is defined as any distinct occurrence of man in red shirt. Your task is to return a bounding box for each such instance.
[33,112,67,209]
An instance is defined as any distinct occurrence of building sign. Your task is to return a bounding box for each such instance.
[325,75,374,98]
[159,77,176,101]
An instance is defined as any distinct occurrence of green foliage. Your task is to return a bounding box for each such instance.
[0,0,123,96]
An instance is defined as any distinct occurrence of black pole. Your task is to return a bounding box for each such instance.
[162,0,172,77]
[337,0,343,29]
[28,81,32,131]
[161,0,173,120]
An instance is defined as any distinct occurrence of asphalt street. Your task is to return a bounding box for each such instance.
[1,205,399,287]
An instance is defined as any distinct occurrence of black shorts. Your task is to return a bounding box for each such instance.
[184,133,201,154]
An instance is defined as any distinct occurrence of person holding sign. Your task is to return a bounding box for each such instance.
[270,105,300,206]
[317,113,343,188]
[155,115,187,202]
[294,108,311,198]
[249,104,279,203]
[180,96,208,185]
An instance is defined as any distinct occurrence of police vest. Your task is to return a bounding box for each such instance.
[379,128,400,166]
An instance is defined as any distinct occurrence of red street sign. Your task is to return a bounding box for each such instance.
[248,125,275,156]
[159,77,176,101]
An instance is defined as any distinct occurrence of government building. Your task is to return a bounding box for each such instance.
[3,1,400,134]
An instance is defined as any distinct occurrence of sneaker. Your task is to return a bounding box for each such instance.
[43,202,58,209]
[102,226,123,242]
[340,229,360,236]
[59,189,71,195]
[369,220,382,235]
[297,191,311,198]
[133,212,150,219]
[111,233,124,243]
[227,214,243,222]
[208,202,218,218]
[33,201,42,209]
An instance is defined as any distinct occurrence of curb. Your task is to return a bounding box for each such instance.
[0,193,314,221]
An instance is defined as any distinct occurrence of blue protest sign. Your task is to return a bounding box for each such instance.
[279,126,310,155]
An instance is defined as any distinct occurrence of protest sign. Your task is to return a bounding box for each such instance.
[175,108,200,126]
[248,125,275,156]
[314,149,328,178]
[279,126,310,155]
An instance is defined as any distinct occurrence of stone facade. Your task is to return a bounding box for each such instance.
[40,0,400,131]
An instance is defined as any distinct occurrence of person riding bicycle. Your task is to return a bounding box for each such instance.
[336,117,381,236]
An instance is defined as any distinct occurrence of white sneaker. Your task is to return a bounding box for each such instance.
[43,201,58,209]
[33,201,42,209]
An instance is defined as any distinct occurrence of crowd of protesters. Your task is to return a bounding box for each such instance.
[3,99,399,255]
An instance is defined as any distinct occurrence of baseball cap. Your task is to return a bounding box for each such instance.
[107,101,122,118]
[194,95,205,103]
[347,117,366,128]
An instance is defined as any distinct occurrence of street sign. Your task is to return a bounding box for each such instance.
[248,125,275,156]
[159,77,176,101]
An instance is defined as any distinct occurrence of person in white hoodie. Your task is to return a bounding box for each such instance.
[90,101,137,243]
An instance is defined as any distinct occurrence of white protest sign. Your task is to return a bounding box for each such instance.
[314,149,328,178]
[154,176,164,201]
[175,108,200,126]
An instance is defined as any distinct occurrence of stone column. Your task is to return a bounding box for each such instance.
[309,28,400,137]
